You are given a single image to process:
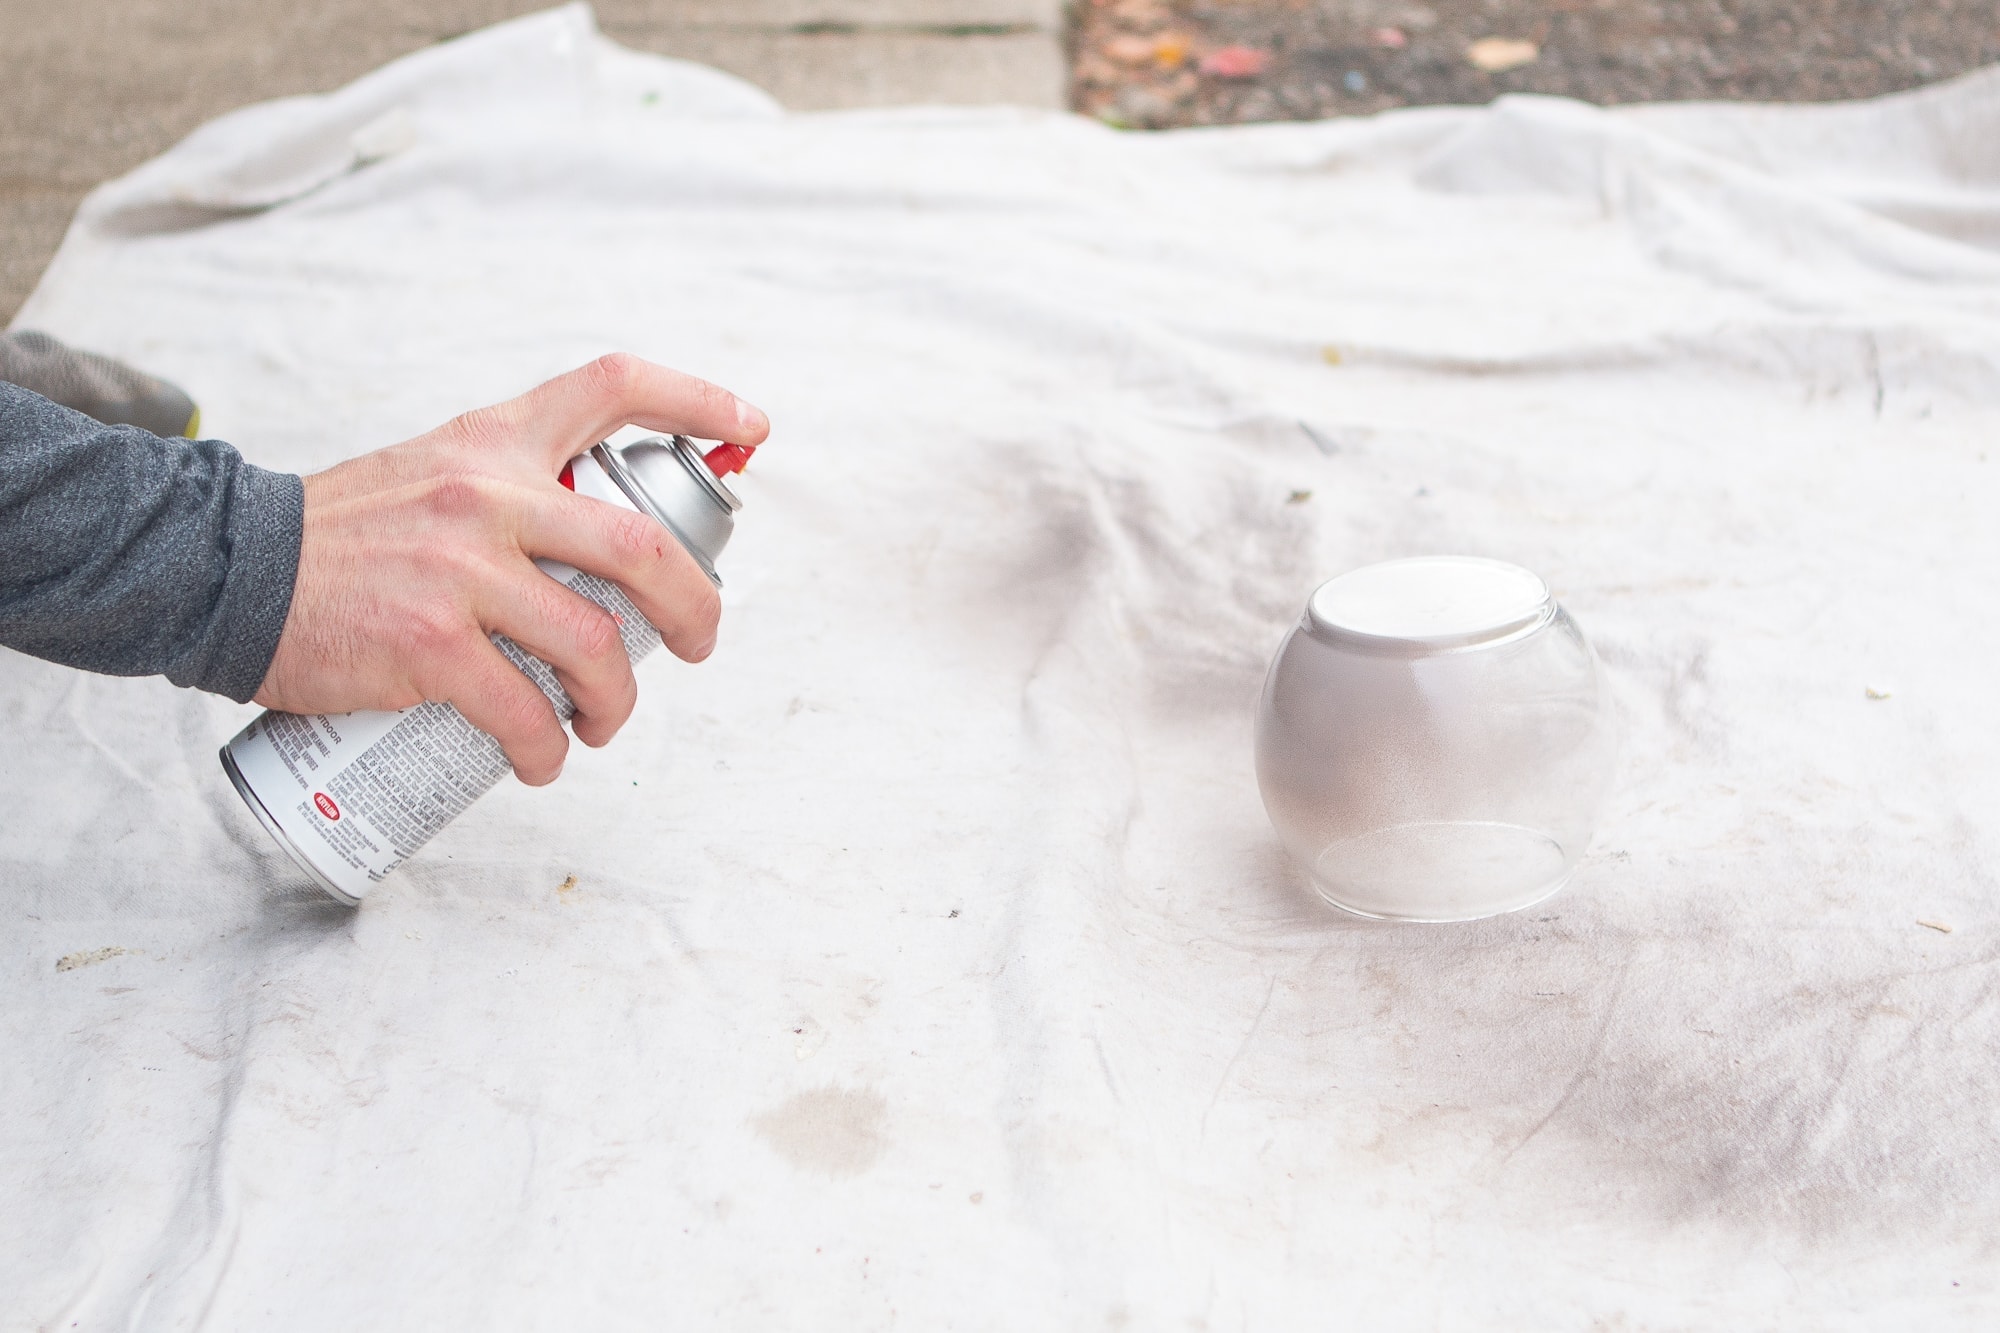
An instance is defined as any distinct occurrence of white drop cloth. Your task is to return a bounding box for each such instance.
[5,6,1998,1327]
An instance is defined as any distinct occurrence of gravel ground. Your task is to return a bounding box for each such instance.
[1072,0,2000,128]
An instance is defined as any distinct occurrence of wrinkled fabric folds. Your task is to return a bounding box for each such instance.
[2,5,1996,1330]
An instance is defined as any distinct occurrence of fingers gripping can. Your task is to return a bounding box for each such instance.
[221,435,746,905]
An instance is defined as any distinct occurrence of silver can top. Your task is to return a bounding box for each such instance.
[591,435,742,585]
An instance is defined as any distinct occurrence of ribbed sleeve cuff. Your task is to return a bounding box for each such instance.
[182,463,303,703]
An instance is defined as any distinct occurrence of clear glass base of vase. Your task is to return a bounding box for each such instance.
[1311,821,1573,923]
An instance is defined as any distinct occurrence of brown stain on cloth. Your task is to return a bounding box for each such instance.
[753,1085,889,1179]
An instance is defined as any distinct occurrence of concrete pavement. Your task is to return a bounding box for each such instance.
[0,0,1068,322]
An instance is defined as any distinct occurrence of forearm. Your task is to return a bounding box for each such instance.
[0,383,302,701]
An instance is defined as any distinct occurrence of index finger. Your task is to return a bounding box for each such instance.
[522,490,724,663]
[476,353,771,472]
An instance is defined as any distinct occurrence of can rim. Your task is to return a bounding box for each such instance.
[219,746,363,907]
[590,439,726,587]
[669,434,743,514]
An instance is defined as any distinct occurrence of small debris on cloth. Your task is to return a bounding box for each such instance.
[1865,685,1893,700]
[55,946,133,972]
[1288,489,1314,504]
[1467,38,1540,73]
[557,874,578,897]
[792,1016,829,1061]
[1918,920,1955,934]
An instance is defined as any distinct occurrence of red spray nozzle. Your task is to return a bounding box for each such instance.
[702,442,757,477]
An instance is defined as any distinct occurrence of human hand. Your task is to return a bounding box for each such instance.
[253,354,770,785]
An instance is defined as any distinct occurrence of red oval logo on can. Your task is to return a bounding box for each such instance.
[313,792,340,821]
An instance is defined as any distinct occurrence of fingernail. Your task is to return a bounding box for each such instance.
[691,634,717,663]
[735,398,767,437]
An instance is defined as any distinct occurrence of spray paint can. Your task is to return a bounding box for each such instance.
[221,434,752,905]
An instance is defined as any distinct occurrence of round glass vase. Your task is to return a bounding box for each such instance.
[1255,557,1616,922]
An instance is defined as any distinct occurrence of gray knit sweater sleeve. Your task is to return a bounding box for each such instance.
[0,382,303,702]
